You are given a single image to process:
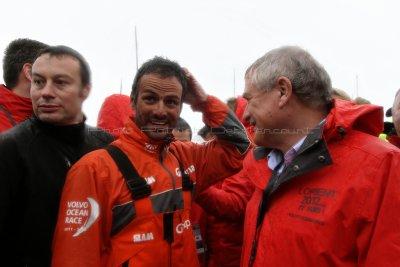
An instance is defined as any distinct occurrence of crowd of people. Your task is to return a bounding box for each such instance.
[0,38,399,267]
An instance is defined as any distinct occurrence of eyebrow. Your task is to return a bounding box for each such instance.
[142,88,181,98]
[31,73,44,79]
[53,74,73,80]
[31,73,73,81]
[242,93,250,100]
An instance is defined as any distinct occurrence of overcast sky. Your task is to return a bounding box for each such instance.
[1,0,398,140]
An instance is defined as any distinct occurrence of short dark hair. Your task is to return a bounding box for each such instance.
[3,38,48,89]
[34,45,91,87]
[175,117,192,140]
[130,56,188,103]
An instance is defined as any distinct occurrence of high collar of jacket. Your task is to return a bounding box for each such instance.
[323,98,383,142]
[253,99,383,162]
[119,116,173,155]
[0,84,32,104]
[33,116,87,145]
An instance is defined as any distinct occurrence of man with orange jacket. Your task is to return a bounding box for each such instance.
[52,57,251,267]
[240,46,400,267]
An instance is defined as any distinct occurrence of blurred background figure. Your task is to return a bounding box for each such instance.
[0,38,48,132]
[193,96,254,267]
[97,94,134,138]
[354,96,371,105]
[331,88,351,101]
[383,89,400,148]
[172,117,192,142]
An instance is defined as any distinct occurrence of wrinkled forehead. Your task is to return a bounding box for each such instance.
[138,73,183,96]
[32,54,80,75]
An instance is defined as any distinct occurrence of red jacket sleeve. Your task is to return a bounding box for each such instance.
[195,169,254,221]
[360,150,400,266]
[52,151,114,267]
[171,95,251,193]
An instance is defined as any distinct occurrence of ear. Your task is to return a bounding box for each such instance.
[22,63,32,81]
[80,85,91,100]
[276,76,292,108]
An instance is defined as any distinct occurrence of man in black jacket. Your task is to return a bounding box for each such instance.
[0,45,113,267]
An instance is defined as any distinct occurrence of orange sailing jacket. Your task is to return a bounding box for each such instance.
[52,96,250,267]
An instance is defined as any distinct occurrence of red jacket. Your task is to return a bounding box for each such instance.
[52,96,251,267]
[241,99,400,267]
[195,96,254,267]
[388,134,400,148]
[196,171,255,267]
[97,94,134,138]
[0,84,32,132]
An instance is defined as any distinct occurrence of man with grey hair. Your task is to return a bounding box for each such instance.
[240,46,400,266]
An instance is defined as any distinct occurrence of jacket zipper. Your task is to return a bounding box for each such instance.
[159,150,175,267]
[250,138,329,266]
[159,151,176,190]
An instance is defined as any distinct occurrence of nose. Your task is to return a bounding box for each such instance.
[40,82,56,99]
[243,105,251,124]
[152,101,168,119]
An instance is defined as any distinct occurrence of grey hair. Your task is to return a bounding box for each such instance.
[246,46,332,109]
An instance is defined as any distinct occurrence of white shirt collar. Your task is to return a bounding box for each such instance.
[267,136,306,173]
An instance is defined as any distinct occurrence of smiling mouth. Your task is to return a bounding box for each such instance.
[150,121,167,126]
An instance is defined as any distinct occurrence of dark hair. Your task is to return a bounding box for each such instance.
[175,117,192,140]
[34,45,91,87]
[130,56,188,103]
[3,38,48,89]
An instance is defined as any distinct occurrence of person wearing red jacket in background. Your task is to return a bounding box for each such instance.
[97,94,134,138]
[0,38,48,132]
[240,46,400,267]
[388,89,400,148]
[194,96,254,267]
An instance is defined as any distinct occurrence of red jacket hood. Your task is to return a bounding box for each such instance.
[97,94,134,138]
[235,96,255,139]
[324,99,383,141]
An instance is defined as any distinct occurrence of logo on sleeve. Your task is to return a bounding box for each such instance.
[63,197,100,237]
[175,165,195,177]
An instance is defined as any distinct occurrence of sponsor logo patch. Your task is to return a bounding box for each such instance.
[144,176,156,185]
[133,232,154,243]
[176,219,191,234]
[175,165,195,177]
[63,197,100,237]
[288,187,337,225]
[144,143,158,153]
